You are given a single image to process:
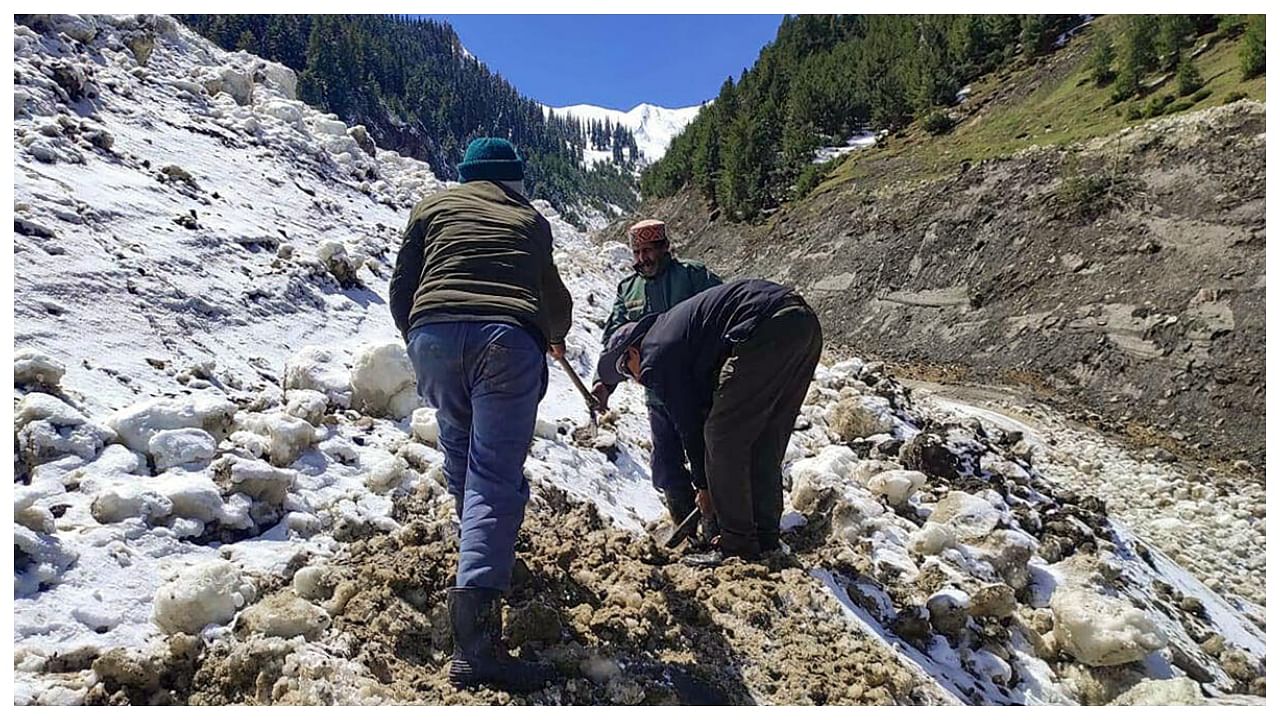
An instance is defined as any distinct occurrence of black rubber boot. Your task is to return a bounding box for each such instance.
[662,486,696,524]
[447,587,555,692]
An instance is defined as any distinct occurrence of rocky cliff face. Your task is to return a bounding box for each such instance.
[645,101,1265,468]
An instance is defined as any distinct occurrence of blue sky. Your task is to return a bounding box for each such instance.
[423,15,784,109]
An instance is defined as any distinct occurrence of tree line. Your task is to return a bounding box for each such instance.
[641,14,1088,221]
[1088,14,1263,108]
[179,14,640,217]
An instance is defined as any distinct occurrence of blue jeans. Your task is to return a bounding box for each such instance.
[648,403,694,494]
[406,321,548,591]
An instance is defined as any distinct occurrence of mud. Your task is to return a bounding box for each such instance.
[185,483,953,705]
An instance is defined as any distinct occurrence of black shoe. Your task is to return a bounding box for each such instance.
[448,587,555,692]
[698,514,720,545]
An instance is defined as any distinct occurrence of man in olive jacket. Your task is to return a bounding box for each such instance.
[591,219,721,526]
[390,137,571,692]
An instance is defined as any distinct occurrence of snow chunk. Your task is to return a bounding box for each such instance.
[260,98,304,128]
[866,469,926,506]
[32,14,99,43]
[15,476,61,533]
[907,522,957,556]
[231,412,316,466]
[148,428,217,470]
[284,389,329,427]
[90,470,228,528]
[310,114,347,137]
[236,594,331,640]
[283,346,351,407]
[15,524,78,596]
[931,490,1001,540]
[1110,677,1205,705]
[219,456,296,508]
[1050,587,1168,666]
[789,445,858,512]
[350,341,419,419]
[14,347,66,388]
[410,407,439,445]
[107,393,237,453]
[153,560,256,635]
[15,392,115,465]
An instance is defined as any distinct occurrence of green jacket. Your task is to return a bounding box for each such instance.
[600,255,722,401]
[390,181,573,348]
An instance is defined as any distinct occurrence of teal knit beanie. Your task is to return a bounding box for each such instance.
[457,137,525,182]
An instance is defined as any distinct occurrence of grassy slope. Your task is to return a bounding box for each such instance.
[811,16,1265,198]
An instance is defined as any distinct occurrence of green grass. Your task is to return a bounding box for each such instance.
[811,16,1265,199]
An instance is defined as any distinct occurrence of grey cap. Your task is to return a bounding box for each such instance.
[596,314,659,386]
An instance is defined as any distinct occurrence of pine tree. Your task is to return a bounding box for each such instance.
[1112,16,1158,102]
[1157,15,1193,71]
[1020,15,1048,61]
[1089,28,1116,86]
[1176,57,1203,96]
[1125,16,1159,75]
[1240,15,1265,79]
[235,29,257,53]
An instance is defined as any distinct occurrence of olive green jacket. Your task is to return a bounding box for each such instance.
[599,255,721,402]
[390,181,573,348]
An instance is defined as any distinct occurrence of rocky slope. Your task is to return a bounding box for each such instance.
[642,100,1265,472]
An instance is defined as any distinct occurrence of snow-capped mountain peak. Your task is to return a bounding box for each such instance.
[543,101,703,165]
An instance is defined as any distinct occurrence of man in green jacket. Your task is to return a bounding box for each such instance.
[592,219,721,527]
[390,137,570,692]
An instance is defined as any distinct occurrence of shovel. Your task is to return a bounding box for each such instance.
[556,355,602,441]
[662,508,703,549]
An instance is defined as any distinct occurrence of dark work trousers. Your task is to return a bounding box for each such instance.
[703,303,823,556]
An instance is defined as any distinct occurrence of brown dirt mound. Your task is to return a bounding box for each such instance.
[185,483,952,705]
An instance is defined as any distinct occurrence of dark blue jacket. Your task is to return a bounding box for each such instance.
[638,279,799,487]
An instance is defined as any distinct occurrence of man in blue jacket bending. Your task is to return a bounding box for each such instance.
[597,279,823,564]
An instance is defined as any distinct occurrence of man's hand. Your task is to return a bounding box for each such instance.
[548,343,566,361]
[695,489,714,519]
[590,382,611,411]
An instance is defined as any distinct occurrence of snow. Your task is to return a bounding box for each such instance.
[106,394,238,454]
[348,341,419,419]
[544,102,702,166]
[152,560,256,635]
[147,428,217,471]
[813,130,882,164]
[14,348,67,387]
[1050,587,1168,667]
